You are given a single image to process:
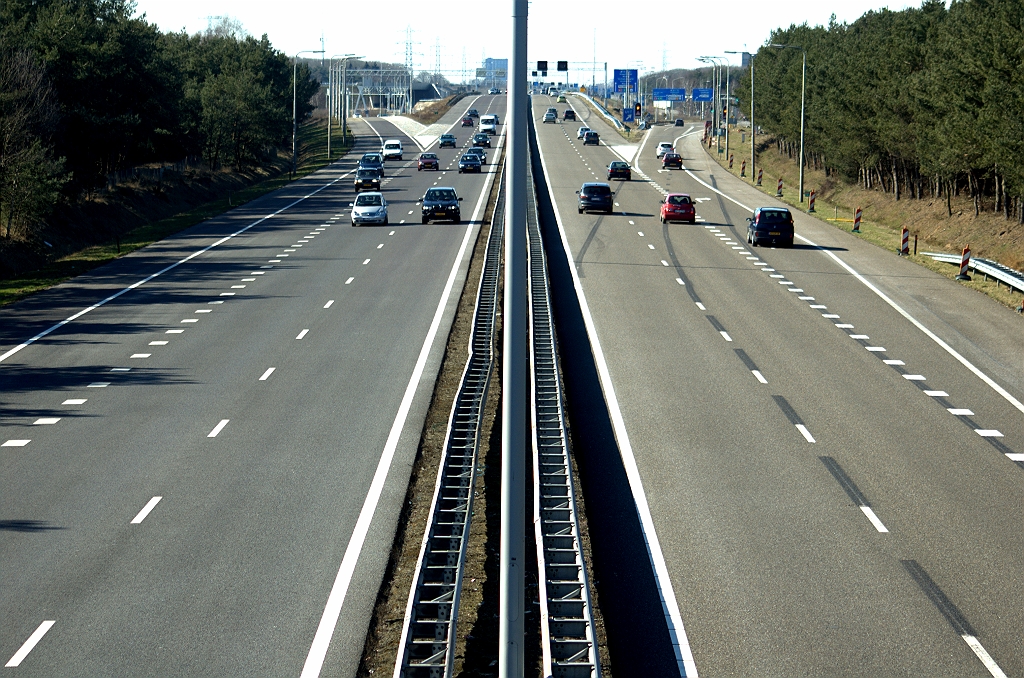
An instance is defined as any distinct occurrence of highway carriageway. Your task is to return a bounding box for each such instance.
[530,91,1023,677]
[0,93,506,676]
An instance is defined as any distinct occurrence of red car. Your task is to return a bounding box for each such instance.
[461,116,474,126]
[417,152,439,171]
[662,152,683,169]
[660,193,696,224]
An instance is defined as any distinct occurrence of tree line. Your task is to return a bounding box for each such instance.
[0,1,319,238]
[742,0,1024,222]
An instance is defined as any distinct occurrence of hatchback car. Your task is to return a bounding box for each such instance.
[472,133,491,148]
[417,153,439,171]
[439,133,457,148]
[674,118,685,126]
[577,127,591,139]
[662,153,683,169]
[350,192,388,226]
[467,108,479,117]
[458,154,482,173]
[576,183,613,214]
[556,94,567,103]
[421,187,463,223]
[543,111,557,124]
[583,131,599,146]
[660,194,696,224]
[747,207,795,247]
[354,168,381,192]
[462,116,474,127]
[563,109,576,121]
[465,146,487,164]
[655,142,674,158]
[607,161,631,181]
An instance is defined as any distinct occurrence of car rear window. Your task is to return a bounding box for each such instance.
[584,185,611,196]
[610,162,628,169]
[668,195,691,205]
[759,211,791,223]
[355,194,382,206]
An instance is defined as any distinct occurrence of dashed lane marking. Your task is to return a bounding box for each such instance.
[131,496,162,524]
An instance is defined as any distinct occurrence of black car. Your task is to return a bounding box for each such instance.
[354,168,381,192]
[421,187,463,223]
[439,133,457,148]
[563,109,576,121]
[576,183,613,214]
[662,153,683,169]
[583,131,599,146]
[607,161,631,181]
[747,207,795,247]
[458,154,482,173]
[465,147,487,164]
[472,133,491,148]
[467,108,479,117]
[358,153,384,177]
[674,118,685,126]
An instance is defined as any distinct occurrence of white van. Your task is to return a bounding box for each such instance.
[479,115,498,135]
[382,139,403,161]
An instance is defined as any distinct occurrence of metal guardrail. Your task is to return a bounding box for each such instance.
[569,93,624,131]
[921,252,1024,294]
[527,153,601,677]
[393,168,505,677]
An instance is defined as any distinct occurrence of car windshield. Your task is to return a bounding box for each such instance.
[584,185,611,196]
[357,169,377,178]
[420,154,437,159]
[361,154,381,163]
[355,194,382,206]
[426,189,456,201]
[441,135,454,140]
[668,195,691,205]
[461,155,478,162]
[760,211,791,223]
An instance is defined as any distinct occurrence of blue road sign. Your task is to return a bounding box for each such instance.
[692,88,713,102]
[653,88,686,101]
[622,107,635,123]
[613,69,638,93]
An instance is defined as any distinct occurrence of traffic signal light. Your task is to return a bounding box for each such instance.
[537,61,548,72]
[557,60,568,71]
[634,102,642,117]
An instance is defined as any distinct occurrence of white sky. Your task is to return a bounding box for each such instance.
[136,0,924,81]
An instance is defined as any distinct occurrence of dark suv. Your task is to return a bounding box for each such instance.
[576,183,613,214]
[747,207,795,247]
[563,109,576,121]
[421,187,464,224]
[358,153,384,177]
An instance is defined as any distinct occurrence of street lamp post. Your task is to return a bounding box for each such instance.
[700,56,725,153]
[769,43,806,202]
[328,54,356,161]
[293,49,325,177]
[725,50,749,180]
[657,76,668,122]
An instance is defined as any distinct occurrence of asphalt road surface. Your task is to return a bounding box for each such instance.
[535,93,1023,677]
[0,94,505,676]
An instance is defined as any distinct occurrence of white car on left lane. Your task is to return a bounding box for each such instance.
[350,192,388,226]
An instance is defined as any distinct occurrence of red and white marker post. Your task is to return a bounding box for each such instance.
[740,159,747,177]
[776,177,783,197]
[852,207,862,232]
[956,245,972,280]
[808,190,816,213]
[900,227,910,255]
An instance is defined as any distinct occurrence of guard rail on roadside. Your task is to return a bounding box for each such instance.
[568,93,624,131]
[922,252,1024,294]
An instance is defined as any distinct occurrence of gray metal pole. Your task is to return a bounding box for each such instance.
[751,56,755,184]
[798,50,806,203]
[327,64,332,161]
[725,61,730,163]
[342,62,348,143]
[292,59,297,177]
[500,0,527,675]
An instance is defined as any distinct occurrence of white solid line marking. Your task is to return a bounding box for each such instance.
[296,329,309,340]
[208,419,229,438]
[903,374,926,380]
[362,259,370,265]
[860,506,889,533]
[2,440,30,447]
[676,278,685,285]
[149,341,168,346]
[696,302,706,310]
[130,353,151,358]
[166,329,184,334]
[835,324,855,329]
[5,620,56,667]
[948,408,974,415]
[976,429,1004,437]
[131,496,162,524]
[181,319,198,323]
[1006,453,1024,462]
[345,277,354,285]
[884,359,905,365]
[720,331,732,342]
[324,300,335,308]
[88,382,110,388]
[33,418,60,425]
[796,424,816,443]
[259,368,276,381]
[866,347,886,352]
[924,390,948,397]
[63,399,87,405]
[962,634,1009,678]
[850,334,870,339]
[661,260,669,266]
[752,370,768,384]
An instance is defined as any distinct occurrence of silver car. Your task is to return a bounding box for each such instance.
[543,111,557,123]
[350,192,388,226]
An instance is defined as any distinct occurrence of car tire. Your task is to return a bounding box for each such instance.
[578,208,583,214]
[384,216,389,225]
[418,167,421,171]
[660,216,666,224]
[422,216,429,224]
[689,218,696,225]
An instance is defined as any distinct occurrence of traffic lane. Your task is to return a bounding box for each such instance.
[536,120,1015,675]
[624,136,1024,673]
[0,142,495,667]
